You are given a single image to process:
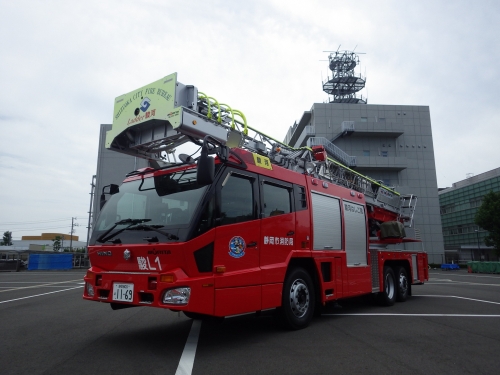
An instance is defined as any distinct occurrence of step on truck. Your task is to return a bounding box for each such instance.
[83,73,428,329]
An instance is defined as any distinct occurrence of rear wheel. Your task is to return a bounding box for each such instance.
[379,266,396,306]
[279,268,315,330]
[395,266,409,302]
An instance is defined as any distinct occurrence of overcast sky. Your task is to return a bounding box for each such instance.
[1,0,499,241]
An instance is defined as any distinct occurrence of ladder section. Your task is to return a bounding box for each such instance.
[398,194,417,227]
[106,72,403,216]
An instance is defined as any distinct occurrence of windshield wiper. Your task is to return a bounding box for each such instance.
[126,224,179,241]
[96,218,152,243]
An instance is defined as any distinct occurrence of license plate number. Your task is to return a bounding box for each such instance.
[112,283,134,302]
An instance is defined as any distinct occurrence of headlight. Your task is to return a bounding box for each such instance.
[86,282,95,297]
[162,287,191,305]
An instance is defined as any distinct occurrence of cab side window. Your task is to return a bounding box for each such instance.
[262,182,291,218]
[220,174,255,225]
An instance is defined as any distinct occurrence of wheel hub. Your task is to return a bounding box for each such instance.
[289,279,310,318]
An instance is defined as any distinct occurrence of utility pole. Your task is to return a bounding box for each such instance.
[86,175,96,252]
[70,217,79,252]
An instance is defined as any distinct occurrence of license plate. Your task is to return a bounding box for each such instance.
[112,283,134,302]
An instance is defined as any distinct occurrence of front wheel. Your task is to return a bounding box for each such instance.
[379,266,396,306]
[279,268,315,330]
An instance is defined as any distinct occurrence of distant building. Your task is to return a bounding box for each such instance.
[21,233,78,241]
[2,232,87,251]
[285,103,445,264]
[438,167,500,263]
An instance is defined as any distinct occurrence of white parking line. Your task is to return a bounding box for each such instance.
[416,294,500,305]
[0,286,82,304]
[0,279,83,293]
[323,313,500,317]
[175,319,201,375]
[430,272,500,279]
[323,295,500,317]
[427,280,500,287]
[0,286,81,289]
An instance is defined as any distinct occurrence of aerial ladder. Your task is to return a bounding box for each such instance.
[106,73,417,242]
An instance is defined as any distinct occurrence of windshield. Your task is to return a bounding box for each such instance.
[90,168,208,244]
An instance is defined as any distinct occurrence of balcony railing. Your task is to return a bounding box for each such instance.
[307,137,356,167]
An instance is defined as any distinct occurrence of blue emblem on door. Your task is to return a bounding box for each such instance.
[229,236,246,258]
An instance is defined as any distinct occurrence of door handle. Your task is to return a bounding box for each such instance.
[247,242,257,247]
[287,231,295,236]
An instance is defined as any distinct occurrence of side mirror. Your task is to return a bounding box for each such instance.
[109,184,119,195]
[197,144,214,186]
[100,184,120,209]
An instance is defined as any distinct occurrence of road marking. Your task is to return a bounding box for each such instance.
[0,286,81,289]
[430,272,500,279]
[427,280,500,287]
[323,313,500,317]
[0,286,82,304]
[323,295,500,317]
[0,281,85,284]
[175,319,201,375]
[0,279,83,293]
[416,294,500,305]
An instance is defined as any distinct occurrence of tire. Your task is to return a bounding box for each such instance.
[395,266,409,302]
[379,266,396,306]
[279,268,315,330]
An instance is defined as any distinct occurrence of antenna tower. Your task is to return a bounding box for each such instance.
[323,49,366,104]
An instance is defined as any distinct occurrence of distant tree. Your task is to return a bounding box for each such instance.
[475,191,500,255]
[52,236,62,252]
[1,231,13,246]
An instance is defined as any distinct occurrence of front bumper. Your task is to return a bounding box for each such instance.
[83,267,215,314]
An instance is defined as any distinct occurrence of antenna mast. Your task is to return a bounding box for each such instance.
[322,49,367,104]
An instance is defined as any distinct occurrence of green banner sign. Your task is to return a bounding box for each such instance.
[106,72,181,148]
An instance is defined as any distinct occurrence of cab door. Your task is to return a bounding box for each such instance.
[213,168,261,316]
[259,176,295,284]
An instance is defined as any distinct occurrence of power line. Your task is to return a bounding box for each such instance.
[0,217,85,225]
[2,226,73,232]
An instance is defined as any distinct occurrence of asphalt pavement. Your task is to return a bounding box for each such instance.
[1,269,499,375]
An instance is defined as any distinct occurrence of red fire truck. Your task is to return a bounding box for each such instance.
[83,73,428,329]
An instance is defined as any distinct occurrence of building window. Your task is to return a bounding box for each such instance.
[469,197,483,208]
[381,151,388,157]
[361,117,367,122]
[363,150,370,156]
